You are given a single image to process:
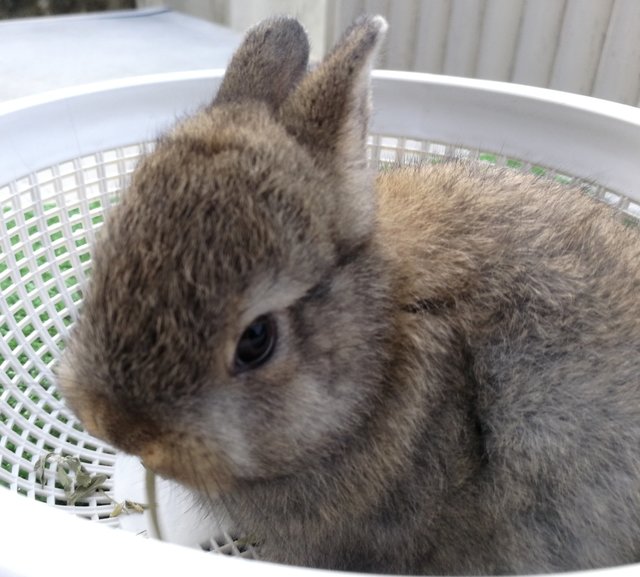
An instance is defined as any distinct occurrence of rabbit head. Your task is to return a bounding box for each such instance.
[57,16,389,493]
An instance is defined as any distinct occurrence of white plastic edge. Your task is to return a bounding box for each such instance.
[1,486,639,577]
[371,71,640,201]
[0,70,226,186]
[0,487,357,577]
[0,69,639,199]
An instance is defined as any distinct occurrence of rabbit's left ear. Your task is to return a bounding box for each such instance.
[214,17,310,110]
[279,16,387,237]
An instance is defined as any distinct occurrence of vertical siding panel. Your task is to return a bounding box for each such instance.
[222,0,639,105]
[337,0,366,29]
[228,0,272,30]
[413,0,452,73]
[326,0,366,47]
[512,0,567,88]
[385,0,420,70]
[443,0,487,77]
[549,0,614,96]
[324,0,339,48]
[139,0,229,24]
[592,0,640,105]
[364,0,389,17]
[476,0,525,81]
[227,0,328,60]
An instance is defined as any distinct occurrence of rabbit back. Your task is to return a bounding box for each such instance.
[374,161,640,573]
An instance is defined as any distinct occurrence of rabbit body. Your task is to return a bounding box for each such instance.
[370,164,640,574]
[57,15,640,575]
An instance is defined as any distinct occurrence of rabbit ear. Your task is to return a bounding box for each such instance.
[280,16,387,237]
[214,17,310,110]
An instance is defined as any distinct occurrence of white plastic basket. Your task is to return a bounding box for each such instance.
[1,70,639,577]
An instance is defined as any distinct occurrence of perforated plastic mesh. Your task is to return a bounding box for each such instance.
[0,136,637,537]
[367,135,640,224]
[203,531,260,559]
[0,143,153,525]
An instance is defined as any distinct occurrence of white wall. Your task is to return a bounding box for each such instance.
[138,0,328,60]
[139,0,640,105]
[229,0,328,61]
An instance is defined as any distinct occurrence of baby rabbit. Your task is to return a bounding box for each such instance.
[57,15,640,576]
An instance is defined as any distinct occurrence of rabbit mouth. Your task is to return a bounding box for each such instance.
[130,432,237,495]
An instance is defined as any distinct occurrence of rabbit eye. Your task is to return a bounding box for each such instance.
[234,314,277,372]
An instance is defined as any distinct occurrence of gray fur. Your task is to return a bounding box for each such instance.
[215,16,309,109]
[57,15,640,575]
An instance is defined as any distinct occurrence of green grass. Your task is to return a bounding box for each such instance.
[479,152,550,180]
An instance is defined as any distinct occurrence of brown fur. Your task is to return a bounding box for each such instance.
[57,15,640,575]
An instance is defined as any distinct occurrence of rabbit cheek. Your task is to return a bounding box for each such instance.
[238,370,362,475]
[197,374,320,478]
[201,399,260,478]
[282,374,357,449]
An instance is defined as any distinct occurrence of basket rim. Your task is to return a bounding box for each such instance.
[1,69,639,201]
[2,486,640,577]
[374,70,640,125]
[370,71,640,203]
[0,68,225,116]
[2,68,639,122]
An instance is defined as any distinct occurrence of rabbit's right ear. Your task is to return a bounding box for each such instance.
[214,17,310,111]
[279,16,387,241]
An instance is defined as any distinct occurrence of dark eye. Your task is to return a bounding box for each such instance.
[234,314,277,372]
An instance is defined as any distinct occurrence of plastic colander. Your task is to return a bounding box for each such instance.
[1,69,639,577]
